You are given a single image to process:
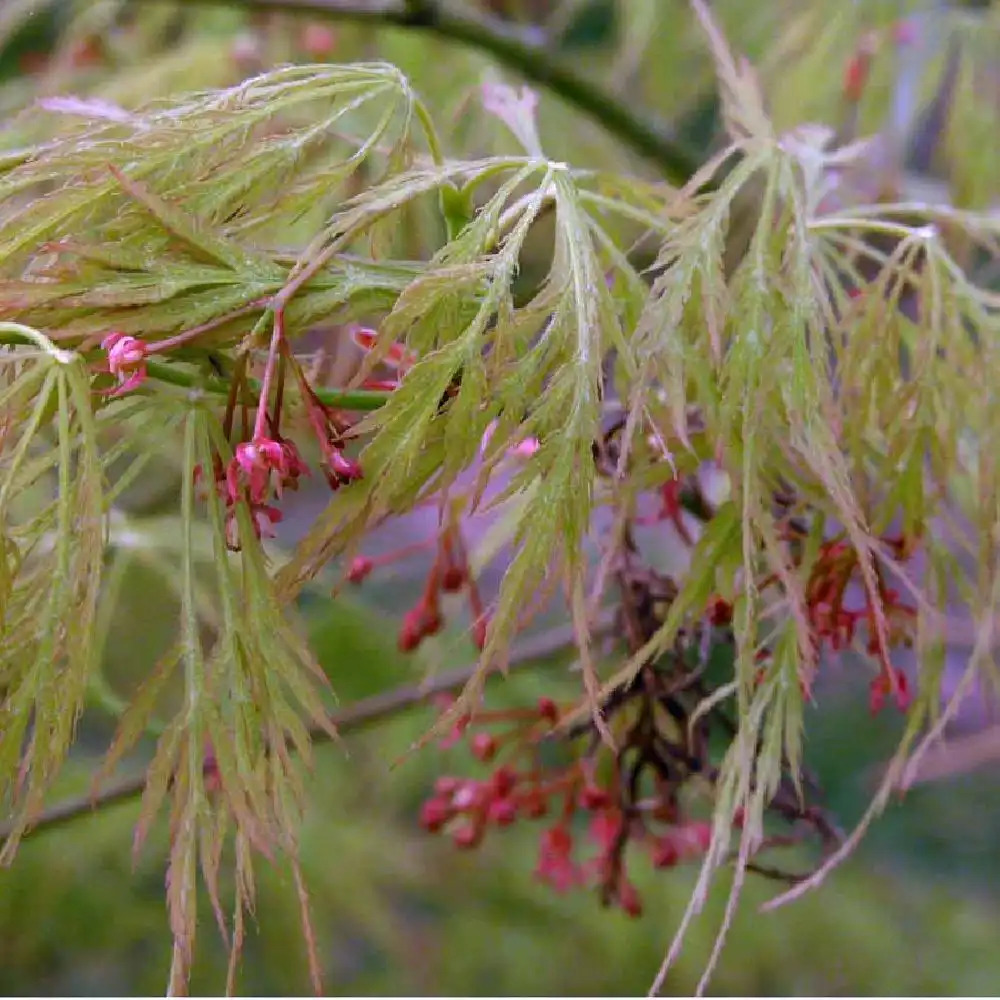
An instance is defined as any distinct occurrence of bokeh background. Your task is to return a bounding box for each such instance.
[2,0,1000,994]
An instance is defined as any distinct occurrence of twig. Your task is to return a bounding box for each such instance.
[0,619,590,846]
[0,328,390,412]
[132,0,701,185]
[145,359,389,411]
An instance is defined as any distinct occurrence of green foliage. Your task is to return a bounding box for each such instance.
[0,0,998,993]
[0,327,104,855]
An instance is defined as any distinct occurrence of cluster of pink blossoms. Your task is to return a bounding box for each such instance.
[96,323,380,548]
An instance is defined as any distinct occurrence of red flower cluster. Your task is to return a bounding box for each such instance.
[748,530,917,711]
[419,695,715,918]
[802,536,916,713]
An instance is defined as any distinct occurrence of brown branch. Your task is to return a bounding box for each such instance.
[1,619,598,846]
[129,0,701,185]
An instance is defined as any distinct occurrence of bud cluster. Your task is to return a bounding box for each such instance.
[418,688,742,919]
[349,524,489,653]
[99,319,387,549]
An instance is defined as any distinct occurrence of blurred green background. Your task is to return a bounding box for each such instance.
[5,583,1000,995]
[2,0,1000,994]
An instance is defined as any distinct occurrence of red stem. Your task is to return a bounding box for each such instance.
[146,301,266,355]
[253,310,285,441]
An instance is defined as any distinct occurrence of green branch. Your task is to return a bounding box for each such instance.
[133,0,701,185]
[144,359,389,412]
[0,330,390,412]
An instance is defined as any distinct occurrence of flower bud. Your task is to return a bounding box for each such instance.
[419,798,452,833]
[347,556,374,584]
[470,732,497,762]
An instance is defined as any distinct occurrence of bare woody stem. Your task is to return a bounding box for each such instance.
[132,0,701,185]
[0,620,594,846]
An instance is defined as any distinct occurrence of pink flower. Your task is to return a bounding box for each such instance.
[230,440,274,505]
[452,823,483,849]
[226,435,309,506]
[537,698,559,723]
[676,821,712,856]
[251,504,282,538]
[481,82,542,156]
[651,836,680,869]
[398,597,444,653]
[346,555,374,584]
[101,331,147,396]
[470,732,498,762]
[326,447,362,486]
[579,784,612,811]
[519,788,548,819]
[224,502,282,550]
[490,766,517,798]
[450,781,483,812]
[434,775,463,797]
[587,809,623,850]
[487,797,518,827]
[534,825,581,892]
[419,797,452,833]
